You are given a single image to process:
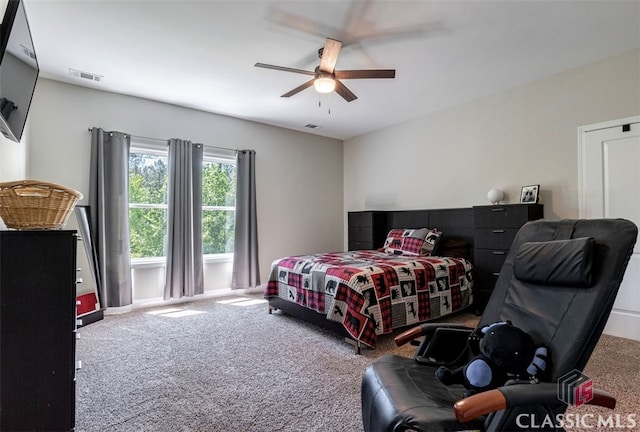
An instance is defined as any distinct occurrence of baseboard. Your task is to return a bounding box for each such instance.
[604,309,640,341]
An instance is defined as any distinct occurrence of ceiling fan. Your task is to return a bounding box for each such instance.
[255,37,395,102]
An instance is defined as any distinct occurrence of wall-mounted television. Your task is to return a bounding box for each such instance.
[0,0,38,143]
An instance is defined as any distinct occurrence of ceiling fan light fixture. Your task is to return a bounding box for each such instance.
[314,76,336,93]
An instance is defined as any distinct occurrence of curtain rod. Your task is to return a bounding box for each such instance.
[88,128,238,153]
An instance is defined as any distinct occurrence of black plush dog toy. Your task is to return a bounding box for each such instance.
[436,321,548,397]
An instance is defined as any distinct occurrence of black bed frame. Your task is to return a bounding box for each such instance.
[267,207,476,353]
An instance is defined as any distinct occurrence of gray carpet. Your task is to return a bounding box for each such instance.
[565,333,640,431]
[75,296,419,431]
[75,296,639,432]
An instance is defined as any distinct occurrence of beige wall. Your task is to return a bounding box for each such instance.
[0,121,28,182]
[27,79,344,299]
[0,123,28,230]
[343,50,640,229]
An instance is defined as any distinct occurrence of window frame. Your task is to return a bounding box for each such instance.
[129,144,169,264]
[201,153,237,257]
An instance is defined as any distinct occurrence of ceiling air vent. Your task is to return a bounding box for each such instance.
[69,68,103,83]
[305,123,320,129]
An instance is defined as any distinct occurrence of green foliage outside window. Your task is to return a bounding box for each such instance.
[202,161,236,254]
[129,151,236,259]
[129,153,168,258]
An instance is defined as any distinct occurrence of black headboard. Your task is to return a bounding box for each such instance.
[385,207,475,249]
[348,207,475,258]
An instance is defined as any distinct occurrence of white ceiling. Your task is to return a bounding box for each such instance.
[23,0,640,140]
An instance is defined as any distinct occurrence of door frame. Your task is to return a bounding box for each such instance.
[578,115,640,340]
[577,115,640,218]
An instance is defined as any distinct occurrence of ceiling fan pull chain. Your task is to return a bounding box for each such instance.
[317,94,331,113]
[318,95,331,114]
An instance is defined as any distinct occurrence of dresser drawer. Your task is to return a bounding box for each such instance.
[474,228,519,249]
[471,204,543,315]
[474,205,542,228]
[473,249,508,274]
[474,271,500,293]
[349,225,373,242]
[348,211,388,249]
[348,211,375,227]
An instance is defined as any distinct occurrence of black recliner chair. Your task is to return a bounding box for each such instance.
[361,218,637,432]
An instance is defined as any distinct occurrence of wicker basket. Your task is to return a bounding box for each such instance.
[0,180,83,230]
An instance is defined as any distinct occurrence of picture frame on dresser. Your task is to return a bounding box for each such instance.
[520,184,540,203]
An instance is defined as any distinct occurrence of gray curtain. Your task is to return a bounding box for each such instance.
[164,139,204,299]
[232,149,260,289]
[89,128,133,307]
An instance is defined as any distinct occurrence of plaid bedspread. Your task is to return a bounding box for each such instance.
[265,250,473,348]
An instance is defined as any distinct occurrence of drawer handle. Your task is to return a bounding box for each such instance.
[492,272,501,276]
[491,208,505,212]
[492,229,505,233]
[492,251,506,255]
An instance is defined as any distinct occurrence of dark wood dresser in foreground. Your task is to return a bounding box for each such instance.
[0,231,77,431]
[473,204,543,312]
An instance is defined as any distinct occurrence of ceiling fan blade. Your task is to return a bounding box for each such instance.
[319,38,342,73]
[255,63,316,76]
[281,79,315,98]
[334,69,396,79]
[347,22,446,44]
[264,5,444,50]
[265,7,343,42]
[334,80,357,102]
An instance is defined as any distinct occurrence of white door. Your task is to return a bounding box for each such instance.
[579,116,640,341]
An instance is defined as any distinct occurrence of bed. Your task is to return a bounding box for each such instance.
[265,207,476,351]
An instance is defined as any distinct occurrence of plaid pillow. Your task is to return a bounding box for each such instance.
[382,228,442,256]
[423,228,443,256]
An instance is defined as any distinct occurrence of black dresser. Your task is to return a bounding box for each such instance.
[0,231,77,431]
[473,204,543,312]
[347,211,388,251]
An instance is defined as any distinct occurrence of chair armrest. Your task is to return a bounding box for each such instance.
[454,383,617,423]
[394,323,473,347]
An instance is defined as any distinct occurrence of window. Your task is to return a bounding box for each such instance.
[128,143,236,260]
[202,157,236,254]
[129,148,168,259]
